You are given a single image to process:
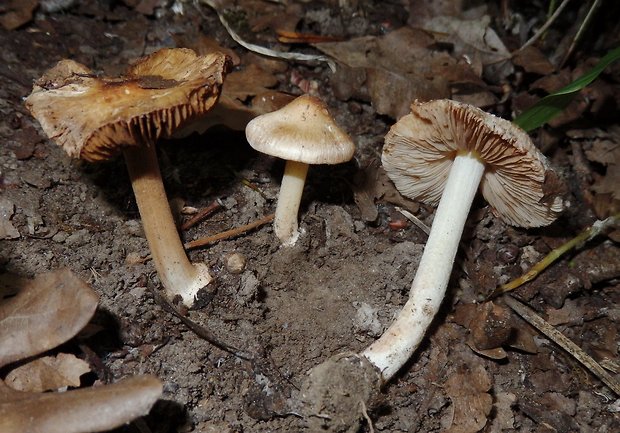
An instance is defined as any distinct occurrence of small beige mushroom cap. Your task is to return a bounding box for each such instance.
[245,94,355,164]
[382,99,564,227]
[25,48,231,162]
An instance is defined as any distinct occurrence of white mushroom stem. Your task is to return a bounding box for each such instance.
[363,151,485,381]
[123,144,211,307]
[274,160,309,246]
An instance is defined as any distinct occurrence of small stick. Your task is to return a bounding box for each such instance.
[181,199,222,231]
[489,214,619,298]
[516,0,572,52]
[504,295,620,396]
[395,206,431,235]
[184,214,275,250]
[559,0,602,67]
[198,0,336,71]
[148,285,254,361]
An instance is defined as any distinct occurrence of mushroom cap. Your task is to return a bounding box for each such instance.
[245,94,355,165]
[25,48,231,162]
[382,99,564,227]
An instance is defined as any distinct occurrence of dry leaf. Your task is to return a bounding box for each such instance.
[0,375,162,433]
[488,392,517,431]
[0,268,99,368]
[315,27,453,119]
[5,353,91,392]
[173,34,241,65]
[512,46,555,75]
[0,0,38,30]
[469,302,512,350]
[444,364,493,433]
[175,54,292,134]
[421,15,513,82]
[353,163,420,221]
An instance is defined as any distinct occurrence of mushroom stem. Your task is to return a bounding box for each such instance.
[363,152,485,381]
[123,144,211,306]
[274,160,309,246]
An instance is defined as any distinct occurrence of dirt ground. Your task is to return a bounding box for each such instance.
[1,1,619,432]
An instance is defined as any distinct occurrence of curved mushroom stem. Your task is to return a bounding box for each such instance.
[363,152,485,381]
[123,144,211,307]
[274,160,309,246]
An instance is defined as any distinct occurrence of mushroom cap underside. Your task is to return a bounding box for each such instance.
[382,99,564,227]
[25,48,231,162]
[245,94,355,165]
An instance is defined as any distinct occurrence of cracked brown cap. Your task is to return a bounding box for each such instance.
[245,94,355,165]
[25,48,231,162]
[382,99,564,227]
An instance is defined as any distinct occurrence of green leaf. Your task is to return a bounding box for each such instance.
[514,46,620,132]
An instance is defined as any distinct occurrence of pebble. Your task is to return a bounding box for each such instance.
[225,252,246,274]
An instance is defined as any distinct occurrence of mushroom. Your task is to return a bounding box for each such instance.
[245,94,355,246]
[300,99,565,431]
[25,48,231,307]
[364,99,565,379]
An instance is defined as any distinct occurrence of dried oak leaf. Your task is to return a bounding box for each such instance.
[0,268,99,368]
[5,353,91,393]
[444,364,493,433]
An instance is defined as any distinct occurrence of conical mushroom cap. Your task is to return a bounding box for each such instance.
[245,94,355,165]
[25,48,231,162]
[382,99,564,227]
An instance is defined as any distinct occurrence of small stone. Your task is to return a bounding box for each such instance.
[0,198,20,239]
[125,251,146,265]
[124,220,144,237]
[353,302,383,337]
[64,229,90,247]
[52,231,69,243]
[226,252,246,274]
[236,271,260,305]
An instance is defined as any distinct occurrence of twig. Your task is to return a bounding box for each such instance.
[181,199,222,231]
[395,206,431,235]
[504,295,620,396]
[360,400,375,433]
[559,0,602,67]
[148,284,254,361]
[184,213,274,250]
[489,213,619,298]
[516,0,572,52]
[197,0,336,71]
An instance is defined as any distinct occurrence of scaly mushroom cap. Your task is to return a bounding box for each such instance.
[25,48,231,162]
[382,99,564,227]
[245,94,355,164]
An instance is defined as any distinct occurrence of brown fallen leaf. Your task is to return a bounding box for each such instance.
[444,364,493,433]
[0,268,163,432]
[512,45,556,75]
[353,162,420,222]
[0,0,38,31]
[420,15,513,82]
[0,375,162,433]
[5,353,91,393]
[0,268,99,368]
[174,54,293,135]
[314,27,453,119]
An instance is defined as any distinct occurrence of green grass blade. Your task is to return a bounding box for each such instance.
[514,46,620,132]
